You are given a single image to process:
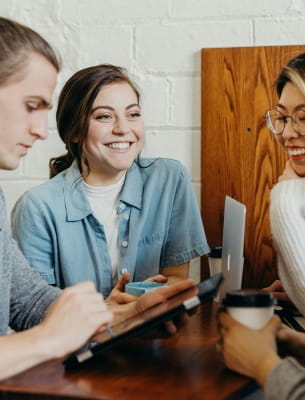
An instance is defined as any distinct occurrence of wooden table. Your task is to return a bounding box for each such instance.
[0,301,258,400]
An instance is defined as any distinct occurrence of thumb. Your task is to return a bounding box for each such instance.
[115,272,130,291]
[262,279,282,292]
[145,274,168,283]
[262,315,282,334]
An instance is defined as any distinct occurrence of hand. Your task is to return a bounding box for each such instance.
[110,278,197,337]
[262,279,290,303]
[278,160,301,182]
[277,324,305,359]
[106,272,139,304]
[106,274,168,305]
[218,312,282,386]
[39,281,113,359]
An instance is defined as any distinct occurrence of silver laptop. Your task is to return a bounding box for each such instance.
[218,196,246,301]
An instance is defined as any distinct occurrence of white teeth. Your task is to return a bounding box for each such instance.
[288,148,305,156]
[108,142,130,149]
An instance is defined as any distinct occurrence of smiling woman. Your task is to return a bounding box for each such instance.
[82,81,144,185]
[218,52,305,400]
[11,63,209,304]
[263,53,305,316]
[269,82,305,176]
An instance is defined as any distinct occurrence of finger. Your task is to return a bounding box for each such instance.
[277,324,303,342]
[271,292,290,302]
[164,320,177,336]
[145,274,168,283]
[156,278,195,298]
[115,292,138,304]
[262,315,282,334]
[262,280,282,292]
[115,272,131,292]
[135,279,196,313]
[218,311,237,329]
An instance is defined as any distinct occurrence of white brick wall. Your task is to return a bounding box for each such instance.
[1,0,305,281]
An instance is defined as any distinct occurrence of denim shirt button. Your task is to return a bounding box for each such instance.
[119,203,126,210]
[121,240,128,248]
[123,214,129,220]
[121,268,128,274]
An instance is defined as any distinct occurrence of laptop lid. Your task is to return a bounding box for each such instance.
[218,196,246,301]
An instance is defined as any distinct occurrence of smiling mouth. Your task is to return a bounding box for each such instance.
[287,148,305,156]
[107,142,131,149]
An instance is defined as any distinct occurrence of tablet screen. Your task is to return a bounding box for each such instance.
[64,273,223,369]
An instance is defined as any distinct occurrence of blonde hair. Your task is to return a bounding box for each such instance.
[276,53,305,98]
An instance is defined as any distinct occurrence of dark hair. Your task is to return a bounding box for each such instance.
[276,53,305,97]
[0,17,61,86]
[50,64,140,178]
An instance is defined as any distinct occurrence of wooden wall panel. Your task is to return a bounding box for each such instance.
[201,45,305,288]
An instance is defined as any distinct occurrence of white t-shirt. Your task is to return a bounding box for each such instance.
[83,174,125,283]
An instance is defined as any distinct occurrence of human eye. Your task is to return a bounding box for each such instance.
[273,112,285,121]
[295,110,305,122]
[94,113,112,122]
[127,108,142,120]
[26,102,39,112]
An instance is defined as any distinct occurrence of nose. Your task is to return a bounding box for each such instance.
[30,113,48,140]
[112,117,130,135]
[282,117,299,140]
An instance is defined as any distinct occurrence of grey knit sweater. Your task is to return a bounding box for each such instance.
[0,187,60,335]
[265,357,305,399]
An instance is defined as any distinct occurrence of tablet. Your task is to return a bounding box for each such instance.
[63,273,223,369]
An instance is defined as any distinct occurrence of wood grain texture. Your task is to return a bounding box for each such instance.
[201,45,305,288]
[0,303,256,400]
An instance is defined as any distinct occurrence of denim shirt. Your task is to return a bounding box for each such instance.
[11,158,209,297]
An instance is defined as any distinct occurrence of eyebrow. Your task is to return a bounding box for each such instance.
[277,103,305,111]
[91,103,140,113]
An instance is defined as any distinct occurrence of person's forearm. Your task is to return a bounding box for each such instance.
[162,263,190,284]
[0,326,55,380]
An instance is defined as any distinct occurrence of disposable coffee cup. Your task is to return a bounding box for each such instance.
[208,246,222,277]
[222,289,276,330]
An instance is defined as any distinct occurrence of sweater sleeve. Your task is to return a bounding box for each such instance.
[265,357,305,400]
[9,234,61,331]
[270,179,305,316]
[0,187,61,331]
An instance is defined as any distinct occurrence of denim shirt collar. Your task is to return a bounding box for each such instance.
[63,160,143,221]
[120,161,143,210]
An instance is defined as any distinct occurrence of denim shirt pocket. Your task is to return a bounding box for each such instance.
[134,232,164,281]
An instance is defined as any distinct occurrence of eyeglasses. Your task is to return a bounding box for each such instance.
[264,109,305,136]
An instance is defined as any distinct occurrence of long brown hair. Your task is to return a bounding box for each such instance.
[50,64,140,178]
[0,17,60,86]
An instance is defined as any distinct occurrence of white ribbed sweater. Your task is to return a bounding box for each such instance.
[270,178,305,316]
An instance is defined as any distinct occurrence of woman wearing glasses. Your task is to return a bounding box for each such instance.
[218,53,305,399]
[264,54,305,316]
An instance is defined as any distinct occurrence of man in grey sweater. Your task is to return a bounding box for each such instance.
[0,17,195,381]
